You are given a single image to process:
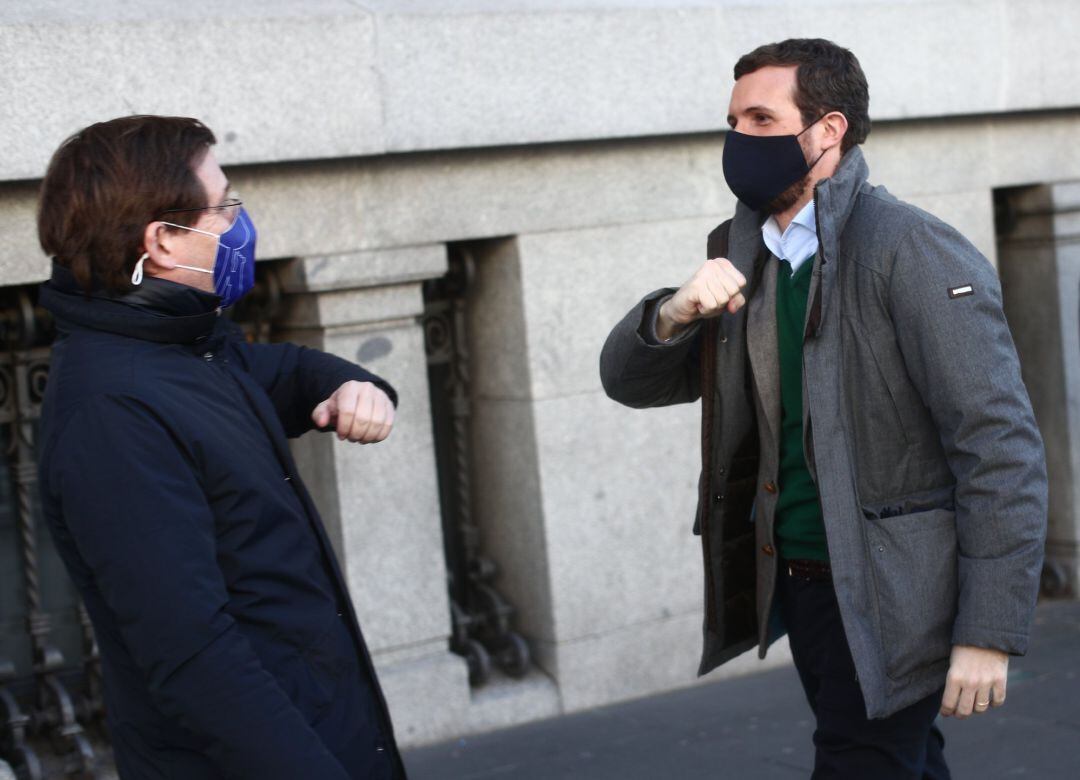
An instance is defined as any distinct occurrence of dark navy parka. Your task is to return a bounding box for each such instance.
[37,264,407,779]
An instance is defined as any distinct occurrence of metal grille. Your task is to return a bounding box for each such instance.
[422,246,531,686]
[0,289,106,779]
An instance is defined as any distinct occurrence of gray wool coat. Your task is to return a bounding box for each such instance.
[599,146,1048,719]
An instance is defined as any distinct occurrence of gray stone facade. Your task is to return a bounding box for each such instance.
[2,0,1079,748]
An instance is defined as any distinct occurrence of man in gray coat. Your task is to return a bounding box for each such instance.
[600,39,1047,778]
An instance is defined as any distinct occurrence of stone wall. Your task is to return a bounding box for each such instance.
[3,0,1080,748]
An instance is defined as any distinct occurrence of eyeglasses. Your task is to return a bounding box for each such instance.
[158,197,243,219]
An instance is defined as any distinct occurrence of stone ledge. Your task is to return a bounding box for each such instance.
[3,0,1080,180]
[277,246,448,293]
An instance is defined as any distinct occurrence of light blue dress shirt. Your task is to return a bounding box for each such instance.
[761,200,819,274]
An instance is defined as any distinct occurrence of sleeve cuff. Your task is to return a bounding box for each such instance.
[640,294,698,347]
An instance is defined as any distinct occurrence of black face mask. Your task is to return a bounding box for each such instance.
[721,117,827,212]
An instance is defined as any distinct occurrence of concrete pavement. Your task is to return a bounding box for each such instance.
[404,599,1080,779]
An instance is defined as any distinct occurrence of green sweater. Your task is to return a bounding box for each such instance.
[774,256,828,561]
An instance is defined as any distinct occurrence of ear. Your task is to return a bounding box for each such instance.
[141,220,179,273]
[820,111,849,152]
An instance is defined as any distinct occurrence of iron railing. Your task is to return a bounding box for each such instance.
[0,289,105,779]
[422,248,530,686]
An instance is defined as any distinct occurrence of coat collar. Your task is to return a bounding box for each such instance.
[39,261,223,344]
[726,145,870,268]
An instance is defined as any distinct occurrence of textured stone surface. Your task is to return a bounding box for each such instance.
[0,1,382,181]
[462,670,561,737]
[278,283,425,329]
[278,246,448,293]
[998,183,1080,597]
[373,644,472,747]
[539,613,793,714]
[532,392,702,642]
[8,113,1080,285]
[6,1,1080,180]
[512,217,720,400]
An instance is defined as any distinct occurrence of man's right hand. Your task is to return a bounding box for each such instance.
[656,258,747,341]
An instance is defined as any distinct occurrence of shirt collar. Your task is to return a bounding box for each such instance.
[761,199,819,274]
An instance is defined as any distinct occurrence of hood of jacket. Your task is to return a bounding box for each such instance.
[39,262,223,344]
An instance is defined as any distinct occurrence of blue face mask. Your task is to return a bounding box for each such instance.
[132,207,257,308]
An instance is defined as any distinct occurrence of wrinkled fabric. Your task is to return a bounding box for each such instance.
[600,146,1047,719]
[37,265,406,778]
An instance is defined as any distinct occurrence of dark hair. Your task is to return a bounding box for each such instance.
[37,115,217,292]
[734,38,870,153]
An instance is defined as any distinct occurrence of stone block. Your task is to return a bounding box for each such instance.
[517,218,729,400]
[375,647,563,747]
[278,283,425,330]
[469,390,703,649]
[538,611,793,714]
[462,669,561,737]
[278,246,448,293]
[232,135,733,259]
[360,0,1080,154]
[5,1,1080,182]
[0,181,46,287]
[0,0,383,181]
[371,2,728,153]
[373,644,472,747]
[10,113,1080,285]
[466,238,534,402]
[467,218,718,402]
[534,392,702,641]
[860,112,1080,202]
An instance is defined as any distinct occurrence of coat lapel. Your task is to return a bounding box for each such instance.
[746,257,780,451]
[724,203,781,459]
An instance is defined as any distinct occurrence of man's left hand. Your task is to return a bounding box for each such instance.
[939,644,1009,718]
[311,381,395,443]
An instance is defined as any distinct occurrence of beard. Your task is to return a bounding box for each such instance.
[763,172,810,215]
[763,135,819,215]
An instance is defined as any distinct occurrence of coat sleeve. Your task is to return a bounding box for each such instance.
[599,288,704,408]
[232,336,398,438]
[887,218,1048,655]
[45,396,352,779]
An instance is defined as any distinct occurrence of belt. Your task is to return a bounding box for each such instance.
[784,558,832,582]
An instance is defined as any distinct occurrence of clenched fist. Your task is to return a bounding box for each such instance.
[657,258,747,341]
[311,380,395,444]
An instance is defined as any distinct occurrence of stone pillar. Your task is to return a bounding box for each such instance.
[273,246,471,744]
[998,182,1080,597]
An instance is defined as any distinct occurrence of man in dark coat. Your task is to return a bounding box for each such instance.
[35,115,407,779]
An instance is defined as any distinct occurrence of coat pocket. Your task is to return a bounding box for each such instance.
[865,507,957,681]
[264,615,354,722]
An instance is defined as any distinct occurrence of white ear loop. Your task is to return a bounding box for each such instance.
[173,264,214,275]
[144,221,219,278]
[132,253,148,285]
